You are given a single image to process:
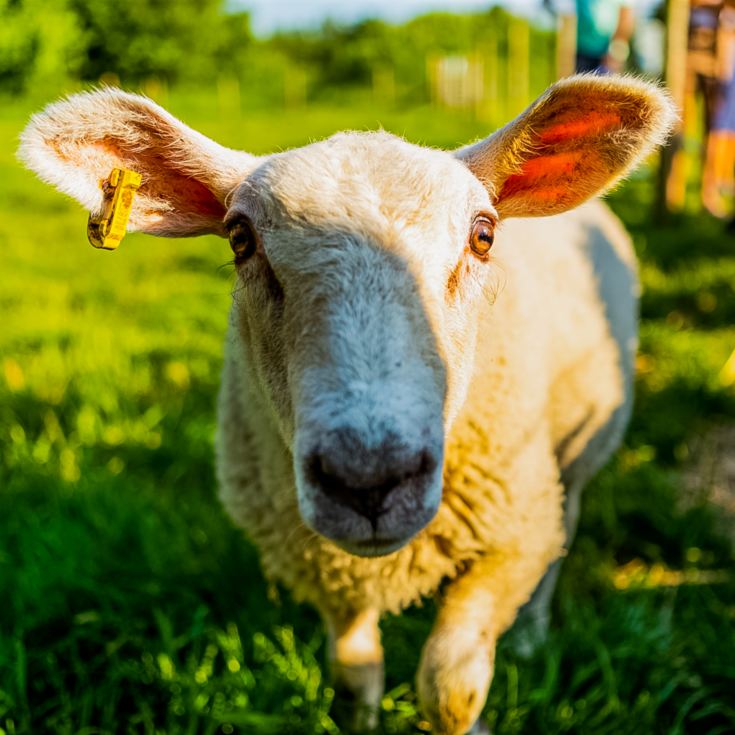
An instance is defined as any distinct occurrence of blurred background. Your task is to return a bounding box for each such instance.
[1,1,734,733]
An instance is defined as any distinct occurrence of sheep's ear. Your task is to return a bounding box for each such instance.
[19,88,258,237]
[456,75,677,218]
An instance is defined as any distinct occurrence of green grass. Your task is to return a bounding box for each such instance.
[1,89,734,735]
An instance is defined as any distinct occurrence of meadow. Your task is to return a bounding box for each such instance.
[1,90,734,735]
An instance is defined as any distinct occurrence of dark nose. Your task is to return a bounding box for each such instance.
[304,430,437,526]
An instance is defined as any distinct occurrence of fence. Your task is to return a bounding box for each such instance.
[427,16,557,126]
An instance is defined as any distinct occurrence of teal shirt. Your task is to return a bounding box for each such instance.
[576,0,631,57]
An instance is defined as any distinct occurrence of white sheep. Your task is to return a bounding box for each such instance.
[20,75,675,734]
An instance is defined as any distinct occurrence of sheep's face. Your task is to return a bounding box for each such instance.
[227,134,495,556]
[20,76,675,557]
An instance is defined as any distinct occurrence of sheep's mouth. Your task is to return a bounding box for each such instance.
[337,535,409,558]
[298,478,441,558]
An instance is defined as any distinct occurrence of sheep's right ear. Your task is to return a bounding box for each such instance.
[456,75,677,218]
[19,88,259,238]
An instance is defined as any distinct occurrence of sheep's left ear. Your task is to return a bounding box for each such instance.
[19,88,259,238]
[456,75,677,218]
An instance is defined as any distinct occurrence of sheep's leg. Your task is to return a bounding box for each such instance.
[515,477,585,655]
[467,720,491,735]
[513,559,563,656]
[417,551,557,735]
[325,607,384,732]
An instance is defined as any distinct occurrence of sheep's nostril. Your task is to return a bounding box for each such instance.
[305,445,437,525]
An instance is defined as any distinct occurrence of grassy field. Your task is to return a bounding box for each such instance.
[1,90,734,735]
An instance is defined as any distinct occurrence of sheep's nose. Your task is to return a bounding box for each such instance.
[305,431,437,526]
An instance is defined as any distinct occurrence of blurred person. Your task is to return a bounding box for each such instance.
[575,0,636,73]
[702,2,735,217]
[543,0,636,73]
[686,1,728,136]
[667,0,735,212]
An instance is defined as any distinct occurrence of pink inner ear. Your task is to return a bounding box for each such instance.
[538,110,623,145]
[88,140,226,222]
[512,150,583,181]
[168,172,226,218]
[495,105,627,212]
[499,149,589,200]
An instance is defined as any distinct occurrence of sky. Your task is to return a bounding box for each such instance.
[236,0,556,35]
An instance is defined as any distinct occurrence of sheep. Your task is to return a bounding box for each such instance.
[20,75,676,735]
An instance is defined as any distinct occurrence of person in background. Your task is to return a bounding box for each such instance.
[686,1,727,143]
[575,0,636,73]
[667,0,735,215]
[701,2,735,217]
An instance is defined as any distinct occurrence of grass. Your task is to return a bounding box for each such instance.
[1,89,734,735]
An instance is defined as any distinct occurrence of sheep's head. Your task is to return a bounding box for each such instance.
[20,76,676,557]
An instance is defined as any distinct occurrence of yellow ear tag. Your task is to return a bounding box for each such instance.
[87,168,142,250]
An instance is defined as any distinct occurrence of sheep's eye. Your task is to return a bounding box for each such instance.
[228,218,257,262]
[469,216,496,258]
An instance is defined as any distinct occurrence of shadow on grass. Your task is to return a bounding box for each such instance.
[629,374,735,465]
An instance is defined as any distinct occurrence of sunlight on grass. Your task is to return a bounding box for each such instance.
[719,348,735,387]
[611,559,730,590]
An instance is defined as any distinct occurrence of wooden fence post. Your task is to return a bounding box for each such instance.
[372,66,395,106]
[284,66,307,109]
[484,35,500,125]
[657,0,690,218]
[508,16,530,116]
[217,75,241,119]
[556,13,577,79]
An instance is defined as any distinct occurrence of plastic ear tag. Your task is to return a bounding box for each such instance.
[87,168,142,250]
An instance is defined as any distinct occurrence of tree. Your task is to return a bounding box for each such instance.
[0,0,85,94]
[67,0,245,83]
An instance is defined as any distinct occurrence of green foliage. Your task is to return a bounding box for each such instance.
[0,0,250,92]
[0,0,85,94]
[1,92,734,734]
[67,0,248,83]
[0,2,555,110]
[270,8,555,104]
